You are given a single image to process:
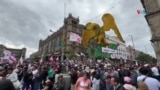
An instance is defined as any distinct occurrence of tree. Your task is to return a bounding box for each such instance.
[136,52,156,63]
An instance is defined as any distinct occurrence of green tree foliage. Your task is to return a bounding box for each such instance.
[67,51,76,60]
[136,52,156,63]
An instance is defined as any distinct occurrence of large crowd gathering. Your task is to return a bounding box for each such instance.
[0,59,160,90]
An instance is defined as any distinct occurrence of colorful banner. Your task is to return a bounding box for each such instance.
[69,32,81,43]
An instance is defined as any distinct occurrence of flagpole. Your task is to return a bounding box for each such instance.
[102,51,104,61]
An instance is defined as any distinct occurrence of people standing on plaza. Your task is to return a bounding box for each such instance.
[32,65,41,90]
[22,67,33,90]
[105,75,113,90]
[48,65,55,83]
[55,75,65,90]
[6,65,21,90]
[137,67,160,90]
[0,65,5,80]
[70,67,78,90]
[118,64,131,84]
[129,67,138,87]
[90,69,100,90]
[110,76,125,90]
[151,64,160,81]
[42,79,53,90]
[17,65,23,82]
[75,72,91,90]
[39,66,48,89]
[0,79,15,90]
[123,76,136,90]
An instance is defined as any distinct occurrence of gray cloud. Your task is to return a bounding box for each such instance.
[0,0,48,48]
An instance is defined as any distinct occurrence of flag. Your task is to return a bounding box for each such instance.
[49,56,54,62]
[19,56,23,64]
[56,57,59,61]
[80,52,85,56]
[52,40,56,51]
[137,10,141,14]
[39,57,43,63]
[61,41,65,48]
[75,53,80,57]
[9,54,16,61]
[69,32,81,43]
[3,50,11,60]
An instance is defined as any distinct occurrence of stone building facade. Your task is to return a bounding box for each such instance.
[0,44,26,60]
[38,14,85,60]
[141,0,160,63]
[126,45,141,61]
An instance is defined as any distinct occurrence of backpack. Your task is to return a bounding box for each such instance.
[138,77,149,90]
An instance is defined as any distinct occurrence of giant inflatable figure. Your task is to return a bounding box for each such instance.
[82,13,124,48]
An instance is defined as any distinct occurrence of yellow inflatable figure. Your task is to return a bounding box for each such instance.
[82,22,100,48]
[82,13,124,48]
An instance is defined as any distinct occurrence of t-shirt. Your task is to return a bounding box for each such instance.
[152,67,160,76]
[48,69,54,78]
[137,75,160,90]
[77,77,91,90]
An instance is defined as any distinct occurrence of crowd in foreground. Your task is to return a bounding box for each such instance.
[0,59,160,90]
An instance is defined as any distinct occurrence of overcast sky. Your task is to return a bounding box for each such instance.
[0,0,155,58]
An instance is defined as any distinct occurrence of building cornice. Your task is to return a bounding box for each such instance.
[151,36,160,42]
[145,10,160,24]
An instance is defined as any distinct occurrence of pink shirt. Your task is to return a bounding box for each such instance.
[76,77,91,90]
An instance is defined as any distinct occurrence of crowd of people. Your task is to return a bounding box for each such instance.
[0,59,160,90]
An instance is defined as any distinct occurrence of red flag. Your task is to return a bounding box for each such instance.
[137,10,141,14]
[19,56,23,64]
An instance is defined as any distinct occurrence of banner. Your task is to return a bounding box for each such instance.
[69,32,81,43]
[3,50,11,60]
[102,47,117,53]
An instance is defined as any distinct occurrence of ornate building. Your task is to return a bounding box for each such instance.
[126,45,141,61]
[0,44,26,60]
[141,0,160,63]
[38,14,85,60]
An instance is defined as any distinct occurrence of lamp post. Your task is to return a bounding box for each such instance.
[143,46,148,54]
[129,35,136,60]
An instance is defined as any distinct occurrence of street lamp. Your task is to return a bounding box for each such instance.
[129,35,136,60]
[143,46,148,54]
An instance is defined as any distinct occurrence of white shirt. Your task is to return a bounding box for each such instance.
[137,75,160,90]
[32,69,38,79]
[91,77,100,90]
[32,69,38,75]
[6,72,18,82]
[151,67,160,76]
